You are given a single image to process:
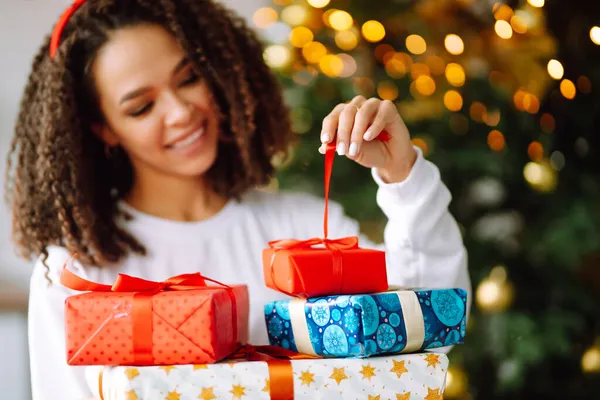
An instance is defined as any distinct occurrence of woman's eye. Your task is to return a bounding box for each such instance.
[181,72,200,86]
[129,103,153,117]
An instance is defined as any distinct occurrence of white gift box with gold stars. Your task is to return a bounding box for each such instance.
[85,352,448,400]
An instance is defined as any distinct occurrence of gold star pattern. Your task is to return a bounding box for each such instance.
[424,354,441,369]
[126,390,139,400]
[360,363,377,381]
[230,384,246,399]
[193,364,208,370]
[198,387,216,400]
[368,395,381,400]
[424,387,442,400]
[396,393,411,400]
[160,365,176,375]
[124,368,139,381]
[165,391,180,400]
[299,369,316,387]
[262,379,270,393]
[329,367,349,385]
[390,360,408,379]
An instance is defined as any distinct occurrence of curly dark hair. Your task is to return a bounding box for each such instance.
[5,0,295,271]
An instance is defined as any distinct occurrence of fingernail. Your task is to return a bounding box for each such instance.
[321,133,330,143]
[363,130,373,141]
[349,142,358,157]
[318,144,326,154]
[337,142,346,156]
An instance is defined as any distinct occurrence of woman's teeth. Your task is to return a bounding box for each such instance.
[171,127,204,149]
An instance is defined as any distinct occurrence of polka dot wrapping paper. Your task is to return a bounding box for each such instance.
[64,285,249,366]
[85,352,449,399]
[264,289,467,358]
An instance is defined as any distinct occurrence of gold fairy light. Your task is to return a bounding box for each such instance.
[385,57,407,79]
[319,54,344,77]
[264,45,291,68]
[495,20,513,39]
[470,102,487,122]
[415,75,436,96]
[302,41,327,63]
[540,113,555,133]
[511,15,528,34]
[445,63,466,87]
[306,0,330,8]
[523,93,540,114]
[444,34,464,55]
[560,79,576,99]
[253,7,278,29]
[289,27,314,48]
[494,4,513,21]
[329,10,353,31]
[377,81,399,101]
[547,59,564,80]
[281,5,308,26]
[524,161,557,192]
[527,0,545,8]
[444,90,463,112]
[590,27,600,45]
[335,30,358,51]
[406,34,427,55]
[426,55,446,75]
[362,20,386,42]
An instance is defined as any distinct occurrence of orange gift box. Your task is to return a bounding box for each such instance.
[262,134,390,298]
[59,256,249,366]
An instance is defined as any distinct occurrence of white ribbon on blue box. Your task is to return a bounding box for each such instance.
[264,288,467,358]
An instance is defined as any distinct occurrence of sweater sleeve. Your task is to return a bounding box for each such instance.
[326,147,472,315]
[28,246,93,400]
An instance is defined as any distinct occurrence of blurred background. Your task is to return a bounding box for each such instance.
[2,0,600,399]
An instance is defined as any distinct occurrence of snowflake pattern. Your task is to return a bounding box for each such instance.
[268,316,284,338]
[343,309,359,334]
[323,325,348,355]
[376,324,397,350]
[311,300,331,327]
[431,291,465,326]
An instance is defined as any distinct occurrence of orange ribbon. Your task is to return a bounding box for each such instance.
[229,345,321,400]
[60,254,238,365]
[267,130,391,297]
[50,0,87,58]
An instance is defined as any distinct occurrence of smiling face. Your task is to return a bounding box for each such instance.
[92,23,221,181]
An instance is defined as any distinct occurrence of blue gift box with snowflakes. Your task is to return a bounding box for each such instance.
[264,289,467,357]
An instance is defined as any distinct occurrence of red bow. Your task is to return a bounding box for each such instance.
[50,0,87,58]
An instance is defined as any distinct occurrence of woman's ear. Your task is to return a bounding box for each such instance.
[91,123,119,147]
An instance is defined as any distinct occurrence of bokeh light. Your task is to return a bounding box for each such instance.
[495,20,513,39]
[560,79,576,99]
[281,5,308,26]
[307,0,330,8]
[444,34,464,55]
[362,20,386,42]
[329,10,353,31]
[406,34,427,55]
[335,30,358,51]
[253,7,278,29]
[289,27,314,48]
[591,27,600,45]
[302,41,327,63]
[444,90,463,112]
[445,63,466,87]
[547,59,564,80]
[263,45,291,68]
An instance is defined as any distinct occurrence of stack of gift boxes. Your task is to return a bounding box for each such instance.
[62,142,467,400]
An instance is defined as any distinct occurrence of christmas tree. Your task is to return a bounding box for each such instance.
[254,0,600,398]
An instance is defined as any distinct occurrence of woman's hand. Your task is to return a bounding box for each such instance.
[319,96,418,183]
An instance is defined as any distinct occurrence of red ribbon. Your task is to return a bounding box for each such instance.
[60,254,238,365]
[267,130,391,297]
[49,0,87,58]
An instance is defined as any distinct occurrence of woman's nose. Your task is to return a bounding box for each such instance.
[164,93,194,127]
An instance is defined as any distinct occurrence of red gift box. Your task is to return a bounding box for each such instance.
[59,256,249,366]
[262,132,390,297]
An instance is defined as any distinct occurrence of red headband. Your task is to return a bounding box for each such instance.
[49,0,87,58]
